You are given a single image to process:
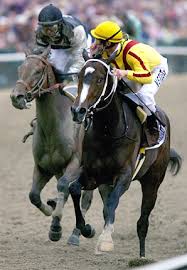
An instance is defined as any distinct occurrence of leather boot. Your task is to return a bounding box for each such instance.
[147,114,159,136]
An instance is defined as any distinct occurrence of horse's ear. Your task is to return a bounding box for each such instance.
[82,49,90,61]
[106,49,118,65]
[41,45,51,58]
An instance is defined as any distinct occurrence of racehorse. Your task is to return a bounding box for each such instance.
[10,46,95,245]
[68,53,182,256]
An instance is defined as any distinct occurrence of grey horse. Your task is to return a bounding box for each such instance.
[10,46,95,244]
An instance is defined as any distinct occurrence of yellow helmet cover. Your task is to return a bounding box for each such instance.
[91,21,123,43]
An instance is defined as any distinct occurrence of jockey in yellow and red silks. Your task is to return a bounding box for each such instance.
[90,21,168,136]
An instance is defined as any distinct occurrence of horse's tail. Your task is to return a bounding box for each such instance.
[168,148,182,176]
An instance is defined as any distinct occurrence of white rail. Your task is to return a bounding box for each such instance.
[132,254,187,270]
[157,46,187,55]
[0,52,25,62]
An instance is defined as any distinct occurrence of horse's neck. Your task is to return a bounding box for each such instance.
[93,94,125,138]
[35,91,71,134]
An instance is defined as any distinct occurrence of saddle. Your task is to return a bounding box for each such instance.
[119,91,166,148]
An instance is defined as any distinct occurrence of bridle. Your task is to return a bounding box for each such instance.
[78,59,118,131]
[83,59,118,115]
[16,54,57,102]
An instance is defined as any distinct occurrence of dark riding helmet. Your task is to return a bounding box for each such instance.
[38,4,63,42]
[38,4,63,26]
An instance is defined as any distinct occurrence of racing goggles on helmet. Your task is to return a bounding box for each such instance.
[41,24,60,37]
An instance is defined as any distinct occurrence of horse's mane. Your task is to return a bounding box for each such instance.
[32,46,46,55]
[25,42,49,56]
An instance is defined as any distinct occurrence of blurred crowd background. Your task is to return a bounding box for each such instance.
[0,0,187,53]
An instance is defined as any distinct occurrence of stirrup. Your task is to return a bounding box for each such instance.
[136,106,147,124]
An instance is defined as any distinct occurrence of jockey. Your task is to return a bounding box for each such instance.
[90,21,169,137]
[35,4,90,83]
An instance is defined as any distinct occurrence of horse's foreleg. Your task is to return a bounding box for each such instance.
[95,184,114,254]
[69,178,95,240]
[67,190,95,246]
[81,190,94,217]
[48,175,69,241]
[95,173,131,254]
[29,165,53,216]
[137,175,164,258]
[49,160,82,242]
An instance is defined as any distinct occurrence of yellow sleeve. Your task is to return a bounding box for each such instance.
[126,52,153,84]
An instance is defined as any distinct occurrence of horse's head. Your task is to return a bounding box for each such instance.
[71,53,118,124]
[10,46,55,109]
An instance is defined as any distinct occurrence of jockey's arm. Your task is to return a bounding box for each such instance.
[113,53,153,84]
[126,53,153,84]
[67,25,88,74]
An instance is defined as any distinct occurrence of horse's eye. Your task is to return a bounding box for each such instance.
[34,70,41,77]
[97,78,104,84]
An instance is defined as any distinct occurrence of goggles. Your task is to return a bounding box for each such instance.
[41,24,59,37]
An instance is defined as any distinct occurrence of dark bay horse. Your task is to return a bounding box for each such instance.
[10,47,94,244]
[69,56,182,256]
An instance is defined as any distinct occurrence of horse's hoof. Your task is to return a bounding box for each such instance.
[67,234,80,246]
[95,240,114,254]
[48,228,62,242]
[81,224,96,238]
[67,228,80,246]
[95,232,114,254]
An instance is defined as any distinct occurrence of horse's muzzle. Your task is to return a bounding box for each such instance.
[10,92,27,110]
[71,106,87,124]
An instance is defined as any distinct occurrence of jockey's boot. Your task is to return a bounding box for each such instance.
[146,114,159,144]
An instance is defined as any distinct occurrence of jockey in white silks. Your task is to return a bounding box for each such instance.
[35,4,91,83]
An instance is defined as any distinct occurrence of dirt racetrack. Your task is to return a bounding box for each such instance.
[0,74,187,270]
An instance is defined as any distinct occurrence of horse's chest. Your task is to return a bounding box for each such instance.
[83,143,120,175]
[33,144,72,174]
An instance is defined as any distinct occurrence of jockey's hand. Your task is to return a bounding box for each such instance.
[90,42,104,58]
[112,68,128,80]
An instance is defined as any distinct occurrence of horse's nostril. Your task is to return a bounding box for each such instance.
[16,94,25,101]
[71,106,75,113]
[79,107,86,115]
